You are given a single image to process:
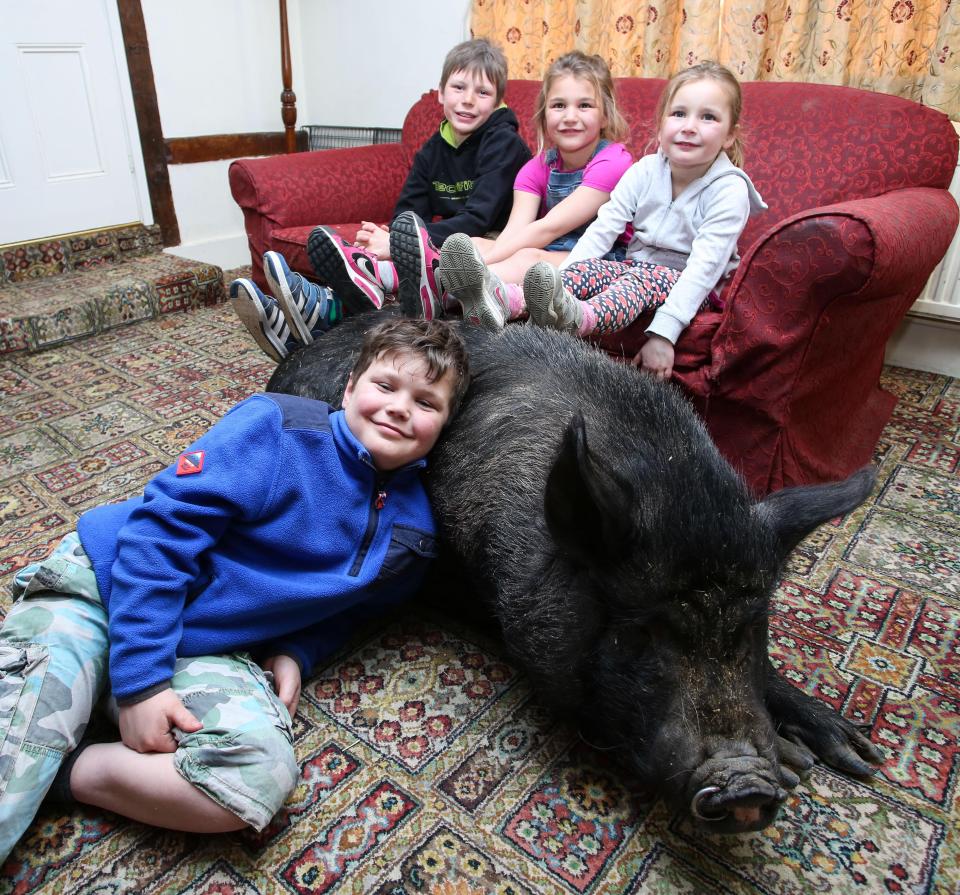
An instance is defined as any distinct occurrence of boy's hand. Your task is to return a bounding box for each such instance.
[118,689,202,753]
[355,222,390,259]
[263,654,302,718]
[635,335,675,380]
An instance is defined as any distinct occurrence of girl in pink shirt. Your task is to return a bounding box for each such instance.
[438,51,632,329]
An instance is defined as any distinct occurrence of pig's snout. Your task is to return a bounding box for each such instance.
[686,752,788,834]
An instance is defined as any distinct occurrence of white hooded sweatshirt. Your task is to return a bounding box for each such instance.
[561,149,767,344]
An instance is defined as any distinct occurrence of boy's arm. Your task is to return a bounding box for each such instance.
[261,587,414,683]
[424,129,532,245]
[392,148,437,226]
[105,397,283,705]
[260,610,364,678]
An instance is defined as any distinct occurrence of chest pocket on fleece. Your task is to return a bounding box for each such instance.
[378,524,438,581]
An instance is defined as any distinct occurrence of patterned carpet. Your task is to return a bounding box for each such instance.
[0,294,958,895]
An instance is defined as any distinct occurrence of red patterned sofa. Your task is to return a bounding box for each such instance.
[229,79,959,496]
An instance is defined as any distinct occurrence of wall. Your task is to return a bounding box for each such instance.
[141,0,305,267]
[145,0,470,269]
[298,1,472,130]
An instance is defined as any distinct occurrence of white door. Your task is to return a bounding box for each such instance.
[0,0,149,245]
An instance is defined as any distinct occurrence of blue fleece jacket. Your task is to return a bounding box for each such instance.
[77,393,438,704]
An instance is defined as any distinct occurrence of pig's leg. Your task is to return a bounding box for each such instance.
[765,664,884,776]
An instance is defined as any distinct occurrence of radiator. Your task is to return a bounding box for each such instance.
[911,121,960,322]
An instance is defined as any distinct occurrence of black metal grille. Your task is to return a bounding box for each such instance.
[302,126,402,151]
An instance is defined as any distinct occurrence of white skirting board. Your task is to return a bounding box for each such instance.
[164,234,251,272]
[885,313,960,377]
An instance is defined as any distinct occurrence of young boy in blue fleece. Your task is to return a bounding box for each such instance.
[0,317,469,860]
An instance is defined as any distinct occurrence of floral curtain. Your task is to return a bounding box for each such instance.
[471,0,960,119]
[722,0,958,118]
[470,0,722,80]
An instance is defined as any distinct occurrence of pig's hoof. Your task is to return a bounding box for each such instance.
[779,717,884,777]
[776,735,815,783]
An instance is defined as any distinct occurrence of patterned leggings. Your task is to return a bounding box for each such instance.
[562,259,680,334]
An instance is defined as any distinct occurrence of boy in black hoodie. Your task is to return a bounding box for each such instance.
[231,38,531,359]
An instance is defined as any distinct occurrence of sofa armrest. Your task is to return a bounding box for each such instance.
[704,187,958,390]
[230,143,409,230]
[681,187,959,493]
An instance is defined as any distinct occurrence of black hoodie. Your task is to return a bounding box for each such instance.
[392,106,531,244]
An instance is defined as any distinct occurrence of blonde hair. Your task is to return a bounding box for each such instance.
[533,52,629,155]
[440,38,508,104]
[654,61,744,168]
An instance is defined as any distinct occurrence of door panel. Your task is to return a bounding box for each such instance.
[0,0,145,244]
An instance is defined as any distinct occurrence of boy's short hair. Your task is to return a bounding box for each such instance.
[351,318,471,419]
[440,38,508,104]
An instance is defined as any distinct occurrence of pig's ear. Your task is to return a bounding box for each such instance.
[544,412,637,561]
[755,466,876,556]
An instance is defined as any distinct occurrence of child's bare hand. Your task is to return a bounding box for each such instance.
[355,222,390,259]
[635,335,675,380]
[119,689,202,753]
[263,654,302,717]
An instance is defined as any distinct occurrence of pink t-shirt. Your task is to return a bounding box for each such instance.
[514,142,633,213]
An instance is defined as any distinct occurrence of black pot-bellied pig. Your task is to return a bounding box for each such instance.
[268,312,883,834]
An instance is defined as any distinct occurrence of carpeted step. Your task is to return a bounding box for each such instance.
[0,225,226,354]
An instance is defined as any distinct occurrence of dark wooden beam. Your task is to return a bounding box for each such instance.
[116,0,180,247]
[165,131,308,165]
[279,0,297,153]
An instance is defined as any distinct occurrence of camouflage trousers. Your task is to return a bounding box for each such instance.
[0,532,299,861]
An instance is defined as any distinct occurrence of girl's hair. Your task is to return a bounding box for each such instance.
[654,61,744,167]
[533,51,629,155]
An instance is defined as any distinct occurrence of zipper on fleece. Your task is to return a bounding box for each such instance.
[348,477,388,577]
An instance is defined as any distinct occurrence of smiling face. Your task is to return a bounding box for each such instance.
[439,68,498,145]
[342,351,455,471]
[659,78,737,188]
[543,73,606,169]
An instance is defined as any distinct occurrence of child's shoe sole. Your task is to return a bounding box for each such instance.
[439,234,506,331]
[390,211,443,320]
[264,251,313,345]
[523,262,582,334]
[307,227,384,314]
[230,279,288,363]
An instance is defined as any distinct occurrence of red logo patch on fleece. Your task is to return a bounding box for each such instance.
[176,450,205,476]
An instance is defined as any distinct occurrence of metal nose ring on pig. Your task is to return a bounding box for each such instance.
[686,750,790,832]
[269,313,884,834]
